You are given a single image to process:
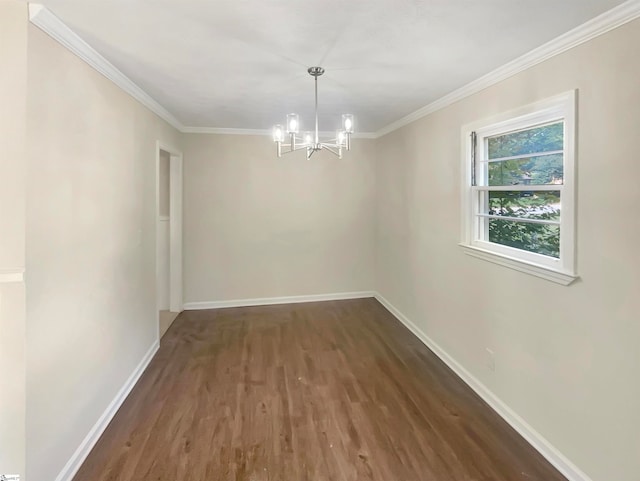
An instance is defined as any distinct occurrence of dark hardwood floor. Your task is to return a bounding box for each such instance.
[73,298,567,481]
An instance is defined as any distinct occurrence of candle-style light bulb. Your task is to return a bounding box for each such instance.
[273,124,284,142]
[286,113,299,134]
[342,114,354,133]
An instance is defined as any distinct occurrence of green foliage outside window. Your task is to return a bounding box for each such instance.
[484,122,563,258]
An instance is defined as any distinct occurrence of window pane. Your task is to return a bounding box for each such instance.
[488,153,563,186]
[488,121,563,158]
[488,219,560,258]
[487,191,560,221]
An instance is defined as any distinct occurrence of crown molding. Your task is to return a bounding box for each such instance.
[350,131,377,140]
[28,4,185,132]
[182,126,377,139]
[374,0,640,138]
[181,127,271,136]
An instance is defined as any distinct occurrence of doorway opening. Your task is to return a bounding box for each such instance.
[156,142,183,338]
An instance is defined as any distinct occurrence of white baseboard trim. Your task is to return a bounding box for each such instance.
[373,292,593,481]
[183,291,376,310]
[54,340,160,481]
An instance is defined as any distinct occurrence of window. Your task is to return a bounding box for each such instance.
[460,91,577,285]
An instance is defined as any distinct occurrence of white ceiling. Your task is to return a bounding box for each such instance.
[37,0,627,133]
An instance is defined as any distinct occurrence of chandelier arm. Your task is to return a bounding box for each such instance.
[307,148,317,160]
[321,145,340,157]
[279,144,311,154]
[322,145,343,159]
[281,136,306,146]
[280,139,304,147]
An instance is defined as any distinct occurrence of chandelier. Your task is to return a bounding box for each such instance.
[272,67,354,159]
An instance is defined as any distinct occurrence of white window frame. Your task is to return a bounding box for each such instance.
[460,91,578,285]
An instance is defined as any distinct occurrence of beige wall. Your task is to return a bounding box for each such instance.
[183,134,376,303]
[25,24,182,481]
[0,3,27,478]
[375,19,640,481]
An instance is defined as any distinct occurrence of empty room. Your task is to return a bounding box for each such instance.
[1,1,639,481]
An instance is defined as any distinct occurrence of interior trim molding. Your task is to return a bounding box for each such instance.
[183,291,376,310]
[181,126,378,139]
[0,268,25,283]
[374,0,640,138]
[54,340,160,481]
[373,292,593,481]
[155,141,184,313]
[460,244,578,286]
[28,4,185,132]
[181,127,273,136]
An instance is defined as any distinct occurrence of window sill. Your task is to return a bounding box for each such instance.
[459,244,578,286]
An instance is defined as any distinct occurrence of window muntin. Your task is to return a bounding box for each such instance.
[487,153,564,186]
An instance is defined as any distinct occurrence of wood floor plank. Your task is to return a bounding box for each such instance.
[72,298,567,481]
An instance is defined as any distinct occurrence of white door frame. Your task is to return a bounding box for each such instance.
[155,141,183,324]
